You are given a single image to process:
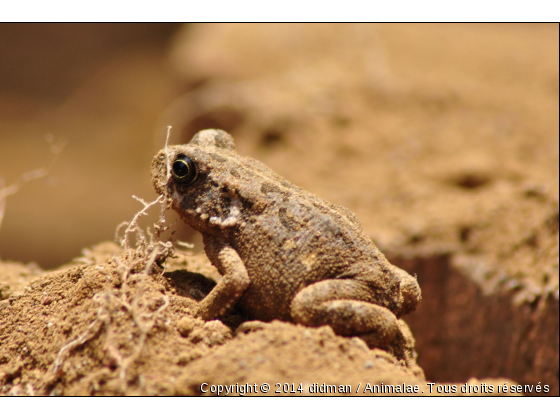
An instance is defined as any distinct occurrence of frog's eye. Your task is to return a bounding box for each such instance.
[172,155,197,184]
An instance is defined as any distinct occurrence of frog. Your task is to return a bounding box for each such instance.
[151,129,421,349]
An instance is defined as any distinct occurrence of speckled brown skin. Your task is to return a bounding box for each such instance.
[152,129,421,348]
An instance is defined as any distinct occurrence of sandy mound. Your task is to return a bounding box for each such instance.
[0,23,557,395]
[2,241,523,395]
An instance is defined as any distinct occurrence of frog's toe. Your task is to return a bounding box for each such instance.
[235,320,270,335]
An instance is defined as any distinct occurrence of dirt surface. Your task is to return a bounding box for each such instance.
[0,23,558,395]
[0,243,517,396]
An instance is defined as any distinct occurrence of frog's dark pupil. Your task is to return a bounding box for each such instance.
[172,155,197,184]
[173,160,189,177]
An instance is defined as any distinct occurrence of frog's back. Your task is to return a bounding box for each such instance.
[228,156,385,307]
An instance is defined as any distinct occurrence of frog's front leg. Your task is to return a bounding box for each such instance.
[291,279,398,348]
[196,235,251,320]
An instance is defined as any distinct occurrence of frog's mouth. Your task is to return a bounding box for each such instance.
[175,188,242,232]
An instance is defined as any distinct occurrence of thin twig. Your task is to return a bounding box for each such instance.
[54,128,175,393]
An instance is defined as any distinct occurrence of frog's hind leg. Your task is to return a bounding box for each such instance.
[291,279,398,348]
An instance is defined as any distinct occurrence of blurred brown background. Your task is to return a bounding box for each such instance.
[0,23,180,267]
[0,23,558,272]
[0,23,558,394]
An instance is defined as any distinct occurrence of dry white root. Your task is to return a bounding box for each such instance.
[53,127,179,393]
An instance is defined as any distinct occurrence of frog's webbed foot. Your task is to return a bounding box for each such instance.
[196,243,251,320]
[235,320,270,336]
[291,279,398,348]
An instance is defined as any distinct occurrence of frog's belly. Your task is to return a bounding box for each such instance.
[237,274,304,322]
[234,217,347,320]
